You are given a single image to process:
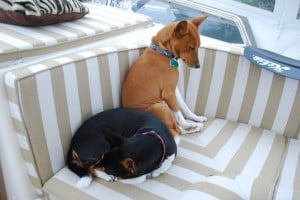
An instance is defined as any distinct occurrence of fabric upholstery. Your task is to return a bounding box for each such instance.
[4,44,300,199]
[274,139,300,200]
[0,3,152,62]
[178,48,300,138]
[43,118,286,199]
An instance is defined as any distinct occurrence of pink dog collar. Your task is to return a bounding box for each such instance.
[142,131,166,165]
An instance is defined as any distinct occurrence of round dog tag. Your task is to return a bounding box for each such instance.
[170,58,179,69]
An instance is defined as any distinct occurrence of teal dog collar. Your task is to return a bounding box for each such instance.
[150,43,179,69]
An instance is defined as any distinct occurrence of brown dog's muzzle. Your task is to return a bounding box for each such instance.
[181,53,200,69]
[183,60,200,69]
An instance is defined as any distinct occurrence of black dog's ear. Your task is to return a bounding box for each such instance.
[71,149,83,167]
[67,149,89,177]
[121,157,137,174]
[101,128,125,148]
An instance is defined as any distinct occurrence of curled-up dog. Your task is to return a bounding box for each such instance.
[93,130,176,184]
[122,16,208,137]
[67,108,177,188]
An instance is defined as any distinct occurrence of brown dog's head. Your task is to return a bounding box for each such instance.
[152,16,207,68]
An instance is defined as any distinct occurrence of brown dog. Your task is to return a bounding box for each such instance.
[122,16,208,139]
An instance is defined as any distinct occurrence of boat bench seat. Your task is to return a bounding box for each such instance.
[4,44,300,199]
[0,3,152,63]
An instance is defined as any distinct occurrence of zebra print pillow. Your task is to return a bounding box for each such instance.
[0,0,89,26]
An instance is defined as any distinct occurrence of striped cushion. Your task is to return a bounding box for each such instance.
[42,118,286,199]
[178,47,300,138]
[0,3,152,62]
[4,44,300,198]
[4,44,147,192]
[274,139,300,200]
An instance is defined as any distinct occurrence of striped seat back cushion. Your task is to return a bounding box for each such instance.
[178,47,300,138]
[4,45,146,189]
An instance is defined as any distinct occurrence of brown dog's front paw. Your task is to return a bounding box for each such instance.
[196,116,207,123]
[180,122,203,134]
[187,115,207,123]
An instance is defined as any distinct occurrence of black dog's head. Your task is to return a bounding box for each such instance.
[67,128,125,178]
[96,132,164,180]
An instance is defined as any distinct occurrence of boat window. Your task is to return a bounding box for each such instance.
[233,0,275,12]
[131,0,255,46]
[84,0,255,45]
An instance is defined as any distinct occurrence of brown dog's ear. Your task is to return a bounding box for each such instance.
[192,16,208,27]
[175,20,188,37]
[101,128,125,148]
[121,157,137,174]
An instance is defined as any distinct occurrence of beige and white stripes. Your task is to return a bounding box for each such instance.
[4,44,300,199]
[5,44,146,190]
[274,139,300,200]
[43,118,287,199]
[0,3,152,62]
[180,47,300,138]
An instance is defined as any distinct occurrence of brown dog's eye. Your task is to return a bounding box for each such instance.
[190,47,195,51]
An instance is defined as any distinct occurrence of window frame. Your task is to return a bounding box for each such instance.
[161,0,256,46]
[188,0,300,26]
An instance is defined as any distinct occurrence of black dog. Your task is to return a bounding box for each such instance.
[67,108,177,187]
